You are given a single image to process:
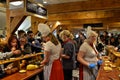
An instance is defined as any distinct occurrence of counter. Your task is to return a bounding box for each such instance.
[1,68,43,80]
[96,63,120,80]
[106,46,120,67]
[0,53,44,80]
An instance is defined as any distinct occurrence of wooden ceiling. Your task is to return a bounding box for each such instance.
[45,0,120,32]
[1,0,120,35]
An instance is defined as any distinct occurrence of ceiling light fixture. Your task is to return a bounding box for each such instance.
[43,0,47,4]
[10,1,23,6]
[43,1,47,4]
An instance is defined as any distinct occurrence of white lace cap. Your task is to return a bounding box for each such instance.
[38,23,51,37]
[86,26,98,38]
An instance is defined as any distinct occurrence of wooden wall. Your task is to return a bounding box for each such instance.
[46,0,120,32]
[3,0,120,39]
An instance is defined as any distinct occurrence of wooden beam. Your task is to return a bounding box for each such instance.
[0,3,6,7]
[6,0,10,39]
[10,16,26,34]
[51,21,61,32]
[108,23,120,27]
[48,9,120,21]
[10,8,25,17]
[9,0,23,2]
[47,17,120,27]
[46,0,120,14]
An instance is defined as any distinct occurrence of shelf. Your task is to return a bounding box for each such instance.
[0,52,43,65]
[1,68,43,80]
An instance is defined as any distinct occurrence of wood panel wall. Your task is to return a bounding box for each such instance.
[4,0,120,38]
[46,0,120,31]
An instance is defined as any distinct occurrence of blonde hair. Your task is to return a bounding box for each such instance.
[86,26,98,38]
[59,30,74,40]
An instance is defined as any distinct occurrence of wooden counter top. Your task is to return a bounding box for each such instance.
[0,53,43,65]
[96,63,120,80]
[1,68,43,80]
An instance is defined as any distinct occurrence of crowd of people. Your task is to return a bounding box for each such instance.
[0,29,43,79]
[38,24,102,80]
[0,23,120,80]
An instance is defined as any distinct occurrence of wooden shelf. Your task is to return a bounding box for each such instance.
[0,52,44,80]
[0,53,43,65]
[1,68,43,80]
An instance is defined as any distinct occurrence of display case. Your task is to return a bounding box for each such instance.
[96,46,120,80]
[106,46,120,66]
[0,52,44,80]
[96,63,120,80]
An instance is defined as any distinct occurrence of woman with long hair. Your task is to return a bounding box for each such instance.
[38,23,64,80]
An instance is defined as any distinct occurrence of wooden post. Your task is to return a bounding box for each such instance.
[6,0,11,39]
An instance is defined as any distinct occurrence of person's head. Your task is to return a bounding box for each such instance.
[8,35,19,48]
[27,30,34,39]
[18,30,26,39]
[110,36,115,42]
[57,29,62,34]
[103,31,108,36]
[59,30,74,42]
[38,23,51,41]
[78,31,86,39]
[38,23,59,45]
[86,27,98,44]
[19,35,28,45]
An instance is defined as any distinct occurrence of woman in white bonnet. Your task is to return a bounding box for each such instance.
[38,23,64,80]
[77,27,102,80]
